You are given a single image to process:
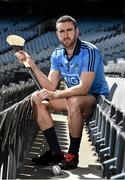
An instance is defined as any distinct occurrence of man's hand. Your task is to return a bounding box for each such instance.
[37,89,59,100]
[15,50,35,68]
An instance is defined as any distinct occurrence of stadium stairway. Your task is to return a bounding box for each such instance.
[16,113,102,180]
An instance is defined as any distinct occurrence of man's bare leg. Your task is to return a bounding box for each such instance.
[31,91,67,165]
[31,92,96,168]
[58,95,96,169]
[67,95,96,137]
[31,92,67,130]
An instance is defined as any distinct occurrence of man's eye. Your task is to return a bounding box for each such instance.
[59,30,64,33]
[58,29,74,34]
[68,29,74,32]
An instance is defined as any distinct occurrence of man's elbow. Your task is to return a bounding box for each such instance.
[81,86,90,96]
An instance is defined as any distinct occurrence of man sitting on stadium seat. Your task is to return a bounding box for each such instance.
[15,15,109,170]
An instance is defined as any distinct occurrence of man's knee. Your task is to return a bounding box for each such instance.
[31,91,41,104]
[67,96,96,116]
[67,97,81,113]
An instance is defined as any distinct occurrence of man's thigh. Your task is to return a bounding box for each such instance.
[79,95,97,116]
[47,95,96,115]
[49,98,68,112]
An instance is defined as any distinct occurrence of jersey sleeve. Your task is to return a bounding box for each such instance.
[50,51,59,71]
[82,48,101,73]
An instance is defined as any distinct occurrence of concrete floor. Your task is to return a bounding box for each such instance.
[16,113,102,179]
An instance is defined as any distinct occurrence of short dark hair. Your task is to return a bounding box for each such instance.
[56,15,77,29]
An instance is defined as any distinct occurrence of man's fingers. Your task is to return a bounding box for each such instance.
[15,51,25,58]
[37,90,52,100]
[15,51,28,63]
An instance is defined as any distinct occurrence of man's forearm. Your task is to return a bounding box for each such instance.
[31,64,55,91]
[55,84,88,99]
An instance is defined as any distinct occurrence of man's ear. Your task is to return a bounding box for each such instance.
[56,30,59,38]
[76,27,80,36]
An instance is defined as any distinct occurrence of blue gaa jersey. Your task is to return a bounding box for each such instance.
[50,38,109,96]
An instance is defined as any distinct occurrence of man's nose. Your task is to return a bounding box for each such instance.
[64,31,68,38]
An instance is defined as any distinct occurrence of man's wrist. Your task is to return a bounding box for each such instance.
[31,63,38,71]
[54,90,60,99]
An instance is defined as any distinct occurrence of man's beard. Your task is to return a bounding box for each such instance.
[61,38,76,49]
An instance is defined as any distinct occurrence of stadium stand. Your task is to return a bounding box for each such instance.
[0,0,125,178]
[89,76,125,176]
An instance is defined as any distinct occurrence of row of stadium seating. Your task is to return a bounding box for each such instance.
[0,59,50,88]
[104,62,125,78]
[88,77,125,179]
[0,79,37,111]
[0,17,124,60]
[0,95,38,179]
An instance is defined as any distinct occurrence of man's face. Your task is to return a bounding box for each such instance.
[56,21,79,48]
